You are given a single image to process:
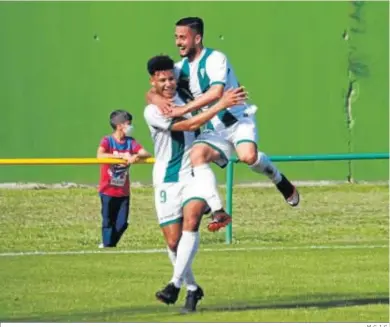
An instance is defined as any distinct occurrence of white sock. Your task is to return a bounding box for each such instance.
[192,164,223,212]
[170,231,200,289]
[249,151,282,184]
[167,247,197,291]
[167,247,177,265]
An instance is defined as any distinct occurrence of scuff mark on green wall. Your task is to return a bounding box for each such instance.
[343,1,369,182]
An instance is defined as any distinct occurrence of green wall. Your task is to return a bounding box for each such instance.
[0,1,388,184]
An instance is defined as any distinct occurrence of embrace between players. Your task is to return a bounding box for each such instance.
[97,17,300,313]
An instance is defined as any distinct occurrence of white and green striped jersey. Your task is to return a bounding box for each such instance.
[174,47,249,131]
[144,94,198,186]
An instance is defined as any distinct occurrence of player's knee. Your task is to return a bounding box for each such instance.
[238,151,258,165]
[236,142,258,165]
[167,239,179,252]
[182,212,201,232]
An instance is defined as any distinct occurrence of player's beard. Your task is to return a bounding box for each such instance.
[185,47,197,60]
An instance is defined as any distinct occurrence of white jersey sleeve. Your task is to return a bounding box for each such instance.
[144,104,172,131]
[205,51,228,86]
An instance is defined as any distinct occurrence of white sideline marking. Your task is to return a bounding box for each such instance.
[0,180,388,190]
[0,244,387,257]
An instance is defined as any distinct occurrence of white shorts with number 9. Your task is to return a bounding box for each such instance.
[154,181,203,227]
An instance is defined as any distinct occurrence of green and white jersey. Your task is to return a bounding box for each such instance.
[144,94,197,186]
[174,47,248,131]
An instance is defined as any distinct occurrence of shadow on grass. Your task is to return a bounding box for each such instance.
[199,296,389,313]
[3,294,389,322]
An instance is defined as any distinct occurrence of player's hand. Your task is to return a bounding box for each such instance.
[156,97,174,115]
[164,105,188,118]
[219,87,248,108]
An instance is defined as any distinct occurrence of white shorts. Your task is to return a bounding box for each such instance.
[193,116,258,167]
[154,181,206,227]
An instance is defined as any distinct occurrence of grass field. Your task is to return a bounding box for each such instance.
[0,184,388,322]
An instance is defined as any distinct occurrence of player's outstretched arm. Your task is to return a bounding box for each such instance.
[178,84,224,116]
[170,87,246,132]
[146,84,224,118]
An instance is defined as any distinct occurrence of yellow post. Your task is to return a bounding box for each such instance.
[0,158,156,165]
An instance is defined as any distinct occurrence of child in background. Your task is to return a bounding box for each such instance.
[97,110,151,248]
